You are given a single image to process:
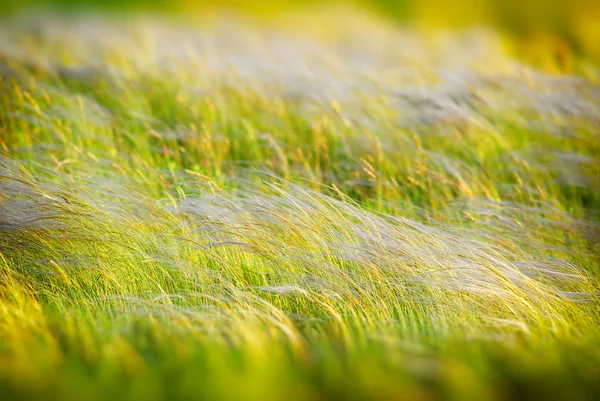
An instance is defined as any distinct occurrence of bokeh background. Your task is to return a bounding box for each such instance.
[2,0,599,68]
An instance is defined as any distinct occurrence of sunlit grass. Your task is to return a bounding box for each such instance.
[1,8,599,401]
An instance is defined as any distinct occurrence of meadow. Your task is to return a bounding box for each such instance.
[1,5,599,400]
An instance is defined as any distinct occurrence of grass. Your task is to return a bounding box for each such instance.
[1,8,600,401]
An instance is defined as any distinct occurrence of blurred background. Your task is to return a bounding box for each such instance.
[1,0,599,70]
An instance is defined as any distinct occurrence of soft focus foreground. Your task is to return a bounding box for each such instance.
[1,6,600,401]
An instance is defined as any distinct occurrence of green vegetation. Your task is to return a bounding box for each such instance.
[1,7,599,401]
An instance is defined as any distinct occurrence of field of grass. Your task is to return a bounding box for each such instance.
[1,5,600,401]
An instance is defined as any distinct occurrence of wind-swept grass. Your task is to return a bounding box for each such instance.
[1,9,600,401]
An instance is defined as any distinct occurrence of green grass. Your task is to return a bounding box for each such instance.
[1,9,600,401]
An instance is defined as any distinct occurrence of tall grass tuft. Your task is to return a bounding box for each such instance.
[1,8,599,401]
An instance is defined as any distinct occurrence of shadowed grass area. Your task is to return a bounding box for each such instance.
[1,7,600,401]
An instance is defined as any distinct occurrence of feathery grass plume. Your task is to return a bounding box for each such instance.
[1,6,600,401]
